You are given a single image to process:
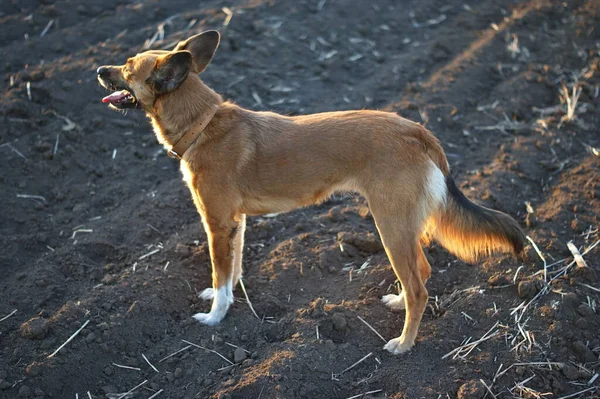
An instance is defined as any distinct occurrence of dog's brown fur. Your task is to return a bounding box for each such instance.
[98,31,525,354]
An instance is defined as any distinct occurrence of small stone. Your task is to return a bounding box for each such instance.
[234,347,248,363]
[0,380,10,390]
[561,364,579,380]
[331,313,347,331]
[20,317,50,340]
[103,366,113,376]
[457,380,486,399]
[173,368,183,379]
[241,359,253,368]
[85,332,96,343]
[101,274,115,284]
[34,388,44,397]
[18,385,32,398]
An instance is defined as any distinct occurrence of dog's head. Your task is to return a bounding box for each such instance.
[97,30,220,111]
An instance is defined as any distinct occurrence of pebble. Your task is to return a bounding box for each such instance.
[20,317,50,340]
[173,368,183,379]
[234,347,248,363]
[85,332,96,343]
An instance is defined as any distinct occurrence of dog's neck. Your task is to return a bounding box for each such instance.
[148,77,223,152]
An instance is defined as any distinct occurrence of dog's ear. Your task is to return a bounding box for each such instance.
[173,30,220,74]
[147,51,192,94]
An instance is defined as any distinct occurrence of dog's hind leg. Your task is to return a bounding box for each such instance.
[382,246,431,311]
[193,215,241,325]
[367,190,429,354]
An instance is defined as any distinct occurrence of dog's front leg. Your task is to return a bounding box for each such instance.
[193,216,240,326]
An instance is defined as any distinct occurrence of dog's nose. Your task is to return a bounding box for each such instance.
[97,66,110,78]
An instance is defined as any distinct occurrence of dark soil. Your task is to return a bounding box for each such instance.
[1,0,599,398]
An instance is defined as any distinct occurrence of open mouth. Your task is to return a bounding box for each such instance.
[102,89,137,109]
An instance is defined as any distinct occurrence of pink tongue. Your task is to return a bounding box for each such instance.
[102,90,127,103]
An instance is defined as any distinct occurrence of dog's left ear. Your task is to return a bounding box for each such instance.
[147,51,192,94]
[173,30,220,74]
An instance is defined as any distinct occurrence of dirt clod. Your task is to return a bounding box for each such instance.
[517,280,541,299]
[561,364,579,380]
[328,206,345,222]
[577,304,595,317]
[337,231,383,254]
[457,380,486,399]
[20,318,50,340]
[487,273,509,286]
[17,385,31,398]
[331,313,347,331]
[569,266,597,283]
[572,341,597,362]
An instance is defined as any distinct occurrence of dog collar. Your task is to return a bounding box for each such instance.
[167,104,219,160]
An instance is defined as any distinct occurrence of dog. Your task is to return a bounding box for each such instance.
[97,30,525,354]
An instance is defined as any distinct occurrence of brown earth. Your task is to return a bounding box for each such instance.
[1,0,599,398]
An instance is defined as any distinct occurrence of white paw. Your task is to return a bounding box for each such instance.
[199,288,214,301]
[383,337,414,355]
[192,312,223,326]
[382,293,406,311]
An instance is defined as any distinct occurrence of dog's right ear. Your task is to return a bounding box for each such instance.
[147,51,192,94]
[173,30,220,74]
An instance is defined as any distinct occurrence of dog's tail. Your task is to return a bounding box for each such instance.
[423,174,525,263]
